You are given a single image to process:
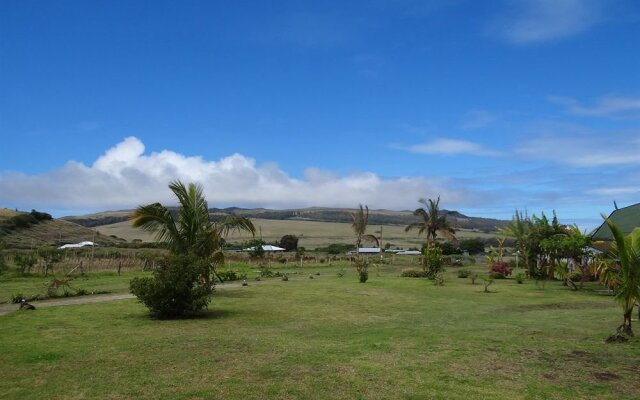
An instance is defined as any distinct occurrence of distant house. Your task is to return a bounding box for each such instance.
[395,250,422,255]
[347,247,382,255]
[58,241,96,249]
[243,245,285,252]
[590,203,640,241]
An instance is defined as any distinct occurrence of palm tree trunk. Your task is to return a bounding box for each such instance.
[620,308,634,337]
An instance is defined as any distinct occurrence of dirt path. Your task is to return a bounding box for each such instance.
[0,281,252,316]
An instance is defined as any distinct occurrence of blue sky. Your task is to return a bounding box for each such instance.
[1,0,639,229]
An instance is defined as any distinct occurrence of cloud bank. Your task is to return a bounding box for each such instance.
[0,137,474,212]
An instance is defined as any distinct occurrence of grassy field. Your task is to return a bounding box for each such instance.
[97,218,498,249]
[1,263,638,400]
[0,270,148,304]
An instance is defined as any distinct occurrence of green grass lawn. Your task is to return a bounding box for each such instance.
[1,266,638,400]
[0,270,149,304]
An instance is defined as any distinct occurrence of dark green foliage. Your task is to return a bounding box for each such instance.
[316,243,355,255]
[459,238,485,255]
[258,266,275,278]
[216,270,247,282]
[457,269,471,278]
[247,239,266,259]
[433,272,445,286]
[438,242,462,255]
[515,272,525,284]
[401,269,429,278]
[422,245,444,279]
[130,255,212,318]
[14,253,38,275]
[353,258,369,283]
[279,234,299,251]
[0,209,53,236]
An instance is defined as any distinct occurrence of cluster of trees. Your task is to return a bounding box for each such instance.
[501,211,590,281]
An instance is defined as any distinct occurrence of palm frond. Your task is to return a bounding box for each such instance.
[216,216,256,237]
[130,203,181,249]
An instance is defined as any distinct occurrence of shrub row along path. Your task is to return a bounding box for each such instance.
[0,281,255,316]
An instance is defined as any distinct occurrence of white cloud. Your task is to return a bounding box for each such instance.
[517,135,640,167]
[550,95,640,119]
[459,109,498,130]
[404,138,502,156]
[0,137,476,212]
[588,187,640,196]
[490,0,606,44]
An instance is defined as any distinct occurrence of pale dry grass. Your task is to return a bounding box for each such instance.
[99,218,498,249]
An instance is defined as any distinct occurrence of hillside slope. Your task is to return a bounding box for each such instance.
[1,209,122,249]
[64,206,509,232]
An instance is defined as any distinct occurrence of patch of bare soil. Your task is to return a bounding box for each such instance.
[592,371,620,381]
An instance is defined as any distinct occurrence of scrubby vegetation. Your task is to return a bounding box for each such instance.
[0,209,52,236]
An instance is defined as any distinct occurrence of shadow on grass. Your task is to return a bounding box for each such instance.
[125,306,240,322]
[214,288,256,299]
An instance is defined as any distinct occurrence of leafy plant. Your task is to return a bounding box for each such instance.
[515,272,525,284]
[401,269,429,278]
[354,258,369,283]
[596,219,640,342]
[130,254,212,318]
[457,269,471,278]
[422,245,444,279]
[480,276,494,293]
[470,273,478,285]
[216,270,247,282]
[405,196,455,274]
[130,180,255,285]
[433,272,445,286]
[489,262,513,278]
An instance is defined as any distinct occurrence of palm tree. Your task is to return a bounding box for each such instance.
[405,196,455,246]
[405,196,455,274]
[599,219,640,340]
[130,180,255,283]
[347,204,379,256]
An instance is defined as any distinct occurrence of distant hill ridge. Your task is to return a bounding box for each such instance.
[0,208,121,249]
[64,206,509,232]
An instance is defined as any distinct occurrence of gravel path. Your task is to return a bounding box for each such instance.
[0,281,251,316]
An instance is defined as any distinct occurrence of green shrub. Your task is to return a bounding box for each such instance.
[401,269,429,278]
[359,270,368,283]
[480,276,494,293]
[422,246,444,279]
[217,270,247,282]
[457,269,471,278]
[11,293,25,303]
[259,266,275,278]
[515,272,525,284]
[130,255,212,318]
[489,272,507,279]
[354,258,368,283]
[433,272,445,286]
[470,272,478,285]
